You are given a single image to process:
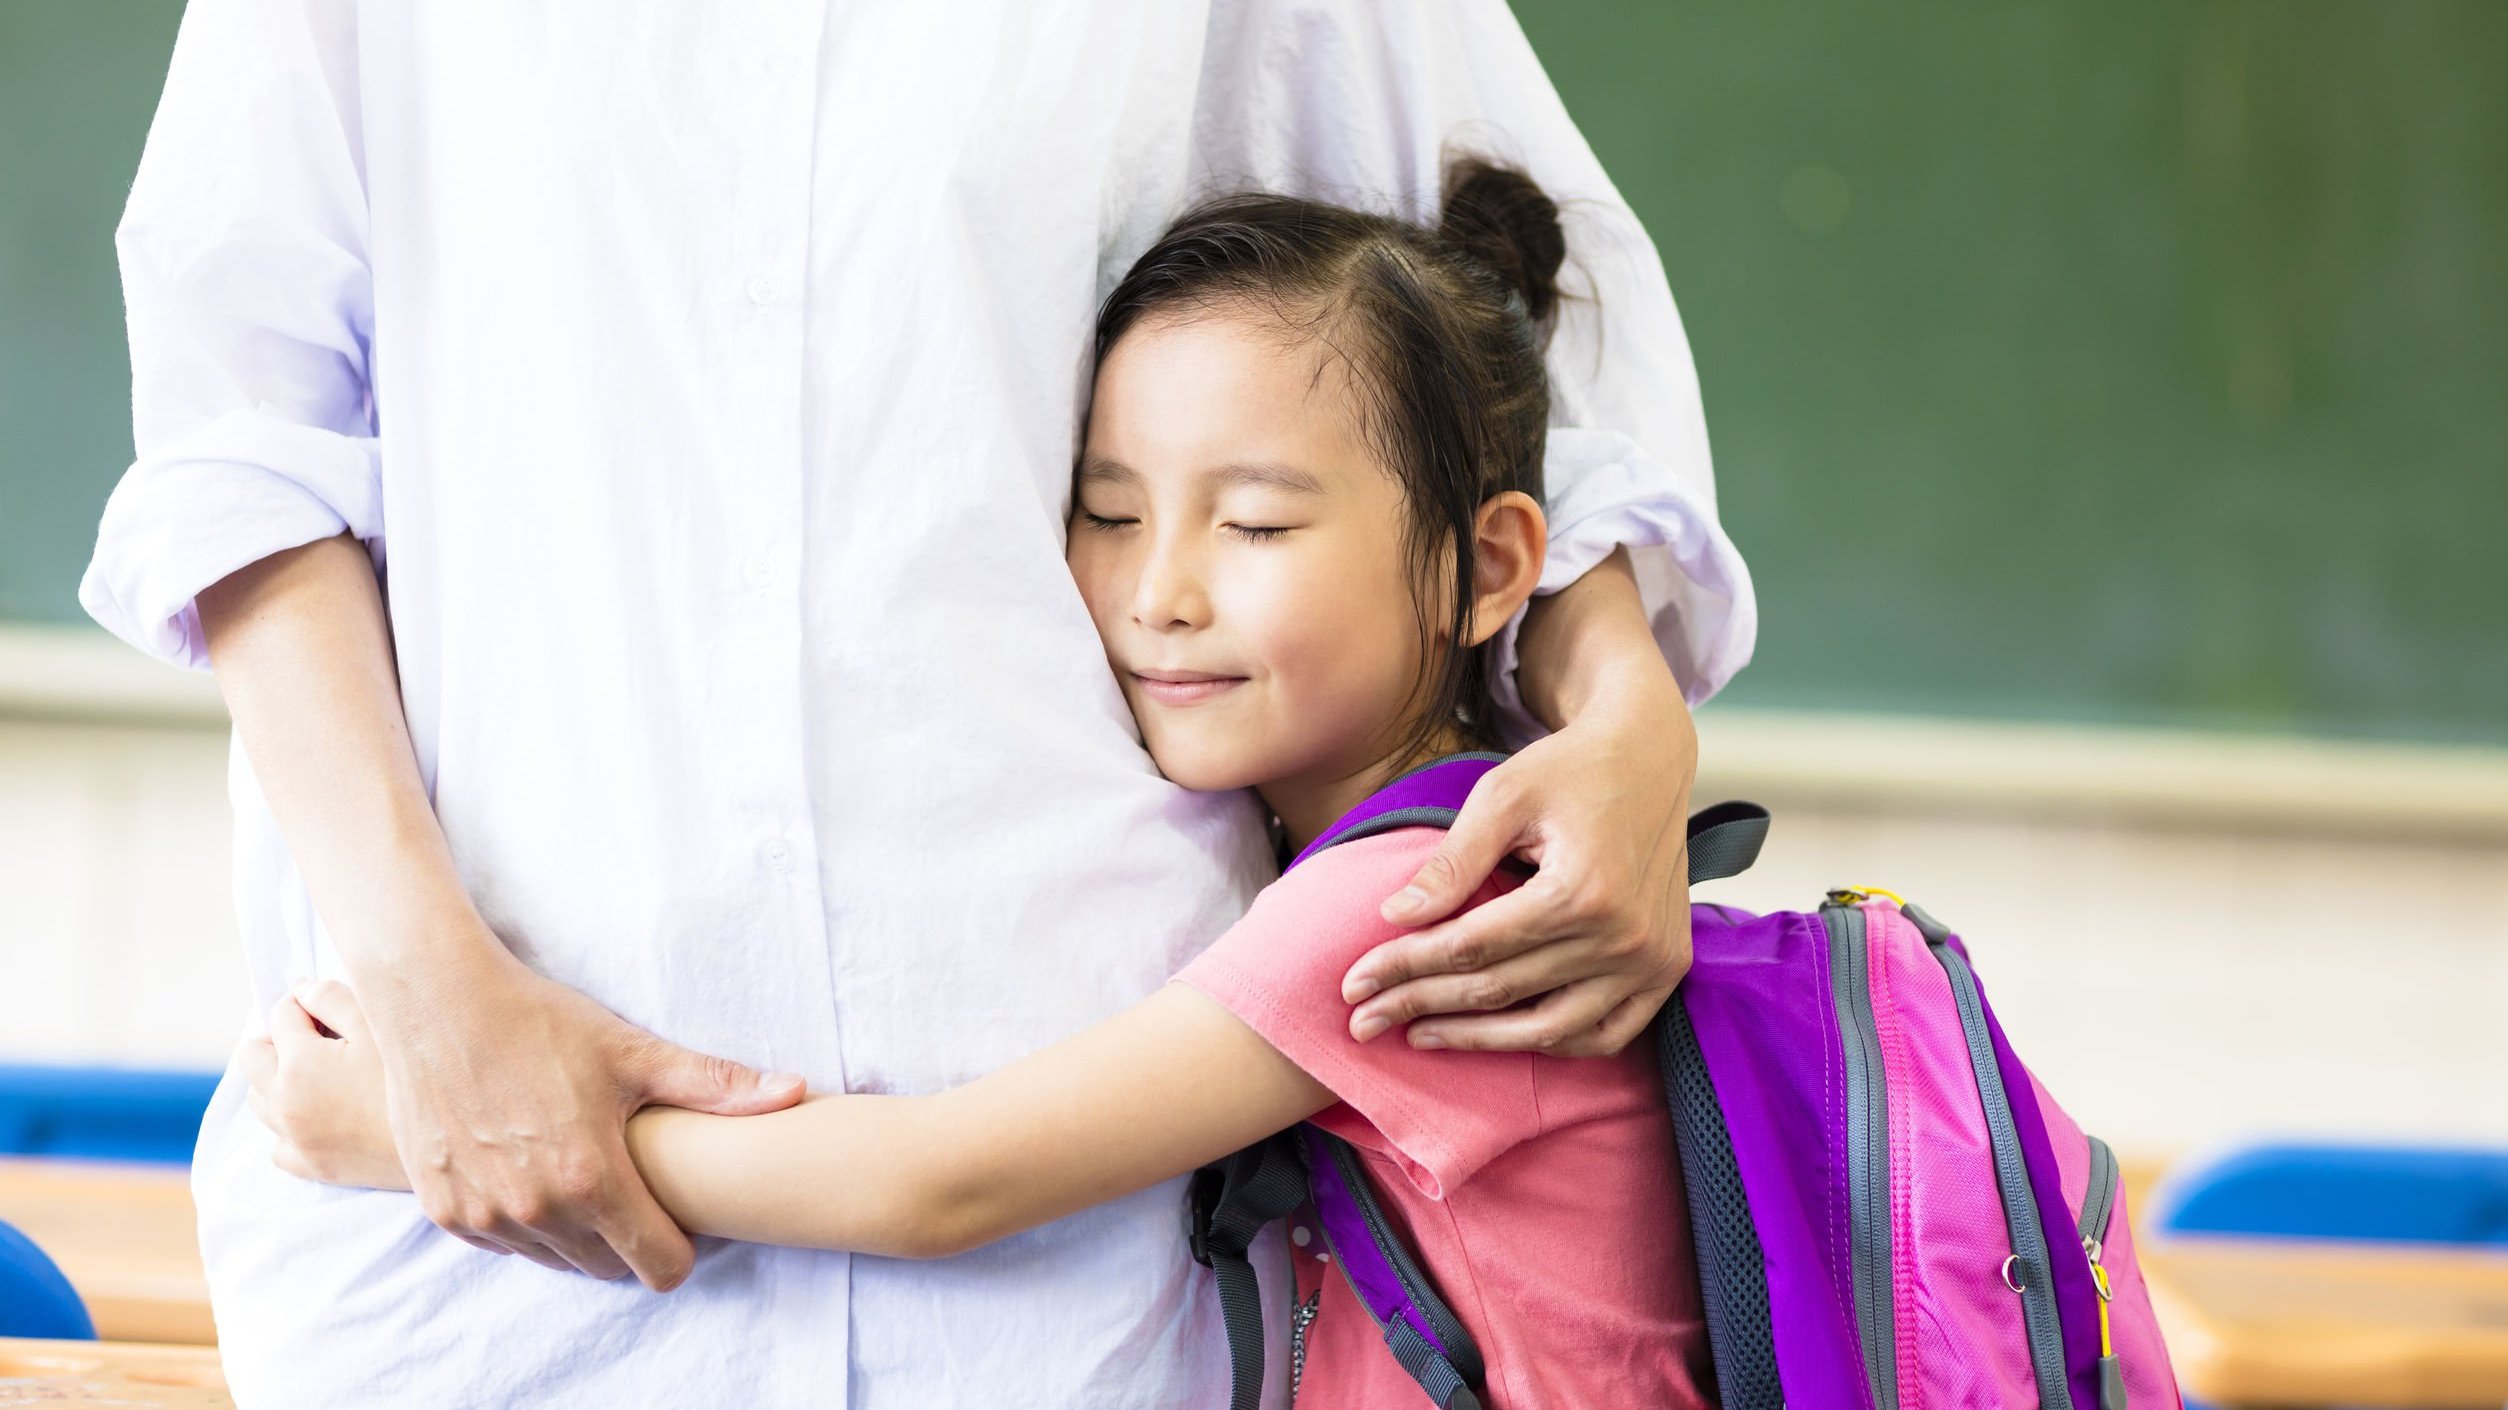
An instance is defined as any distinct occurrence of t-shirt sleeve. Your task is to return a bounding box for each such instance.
[1173,827,1539,1199]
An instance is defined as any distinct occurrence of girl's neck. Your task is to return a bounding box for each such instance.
[1258,724,1483,857]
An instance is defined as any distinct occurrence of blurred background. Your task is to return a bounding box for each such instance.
[1,0,2503,1402]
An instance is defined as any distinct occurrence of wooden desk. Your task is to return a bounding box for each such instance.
[0,1337,227,1407]
[2144,1234,2508,1408]
[0,1158,211,1345]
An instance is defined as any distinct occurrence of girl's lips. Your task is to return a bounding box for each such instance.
[1132,673,1246,706]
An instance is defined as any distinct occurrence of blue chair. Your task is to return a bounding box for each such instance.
[2148,1142,2508,1246]
[0,1218,94,1340]
[2155,1143,2508,1409]
[0,1065,220,1164]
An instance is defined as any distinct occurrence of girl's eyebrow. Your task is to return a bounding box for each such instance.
[1078,457,1327,497]
[1207,461,1326,496]
[1077,456,1137,487]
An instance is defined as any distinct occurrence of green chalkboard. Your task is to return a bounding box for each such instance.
[0,3,185,624]
[1513,0,2508,744]
[4,3,2503,745]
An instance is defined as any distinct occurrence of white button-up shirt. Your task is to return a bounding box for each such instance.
[81,2,1754,1406]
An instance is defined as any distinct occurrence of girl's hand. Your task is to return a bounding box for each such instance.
[238,980,412,1192]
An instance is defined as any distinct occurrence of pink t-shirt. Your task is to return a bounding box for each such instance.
[1175,826,1713,1410]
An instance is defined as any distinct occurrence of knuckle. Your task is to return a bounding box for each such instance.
[630,1238,693,1292]
[1478,770,1527,815]
[1600,924,1650,962]
[552,1162,606,1210]
[1553,1031,1608,1059]
[1566,877,1621,927]
[1373,993,1427,1027]
[1462,976,1514,1012]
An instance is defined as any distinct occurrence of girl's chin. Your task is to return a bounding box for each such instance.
[1144,741,1265,795]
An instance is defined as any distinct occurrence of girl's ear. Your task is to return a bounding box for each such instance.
[1463,491,1546,648]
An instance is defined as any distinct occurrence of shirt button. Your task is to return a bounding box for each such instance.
[746,274,777,305]
[762,839,793,871]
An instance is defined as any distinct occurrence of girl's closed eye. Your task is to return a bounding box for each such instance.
[1077,509,1136,530]
[1226,523,1294,542]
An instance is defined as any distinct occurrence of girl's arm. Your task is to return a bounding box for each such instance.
[248,978,1332,1260]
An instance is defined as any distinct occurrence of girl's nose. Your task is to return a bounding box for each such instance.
[1131,537,1210,630]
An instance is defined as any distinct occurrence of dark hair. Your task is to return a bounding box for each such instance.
[1092,157,1569,769]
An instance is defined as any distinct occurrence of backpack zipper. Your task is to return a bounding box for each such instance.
[1287,1288,1321,1403]
[1821,897,1900,1410]
[2078,1135,2120,1249]
[2077,1135,2128,1410]
[1927,933,2074,1407]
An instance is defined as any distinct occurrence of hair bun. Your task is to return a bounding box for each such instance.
[1438,157,1566,330]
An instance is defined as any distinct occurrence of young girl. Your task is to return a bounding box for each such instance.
[246,158,1712,1409]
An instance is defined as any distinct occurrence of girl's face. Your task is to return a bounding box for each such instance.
[1066,309,1445,839]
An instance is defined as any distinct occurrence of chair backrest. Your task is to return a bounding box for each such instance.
[0,1065,218,1164]
[2149,1142,2508,1245]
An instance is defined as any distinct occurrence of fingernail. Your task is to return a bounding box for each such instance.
[1350,1015,1388,1043]
[1386,887,1429,916]
[1342,976,1379,1004]
[758,1071,803,1092]
[1411,1033,1445,1051]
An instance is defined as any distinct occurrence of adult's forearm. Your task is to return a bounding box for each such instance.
[1513,547,1689,734]
[197,534,504,995]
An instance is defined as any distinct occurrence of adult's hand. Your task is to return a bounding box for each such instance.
[193,535,800,1292]
[1339,548,1697,1057]
[361,939,804,1291]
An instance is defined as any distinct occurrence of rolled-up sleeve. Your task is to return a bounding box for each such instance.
[80,0,381,672]
[1190,0,1757,722]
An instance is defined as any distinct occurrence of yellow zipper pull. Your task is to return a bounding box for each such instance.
[2083,1236,2126,1409]
[1825,885,1907,908]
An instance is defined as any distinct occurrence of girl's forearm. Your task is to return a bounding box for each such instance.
[617,986,1331,1261]
[623,1096,960,1259]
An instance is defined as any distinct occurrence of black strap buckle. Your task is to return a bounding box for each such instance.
[1186,1165,1223,1267]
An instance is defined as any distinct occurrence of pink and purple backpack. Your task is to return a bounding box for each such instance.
[1191,752,2178,1408]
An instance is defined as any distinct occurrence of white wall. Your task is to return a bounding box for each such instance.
[0,715,249,1066]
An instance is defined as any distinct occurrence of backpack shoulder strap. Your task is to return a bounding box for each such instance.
[1290,750,1773,890]
[1285,752,1508,872]
[1197,757,1773,1408]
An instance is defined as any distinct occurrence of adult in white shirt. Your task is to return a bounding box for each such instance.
[82,1,1754,1406]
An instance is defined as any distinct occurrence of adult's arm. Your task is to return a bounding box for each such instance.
[1188,0,1758,1055]
[81,0,798,1290]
